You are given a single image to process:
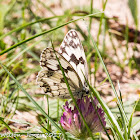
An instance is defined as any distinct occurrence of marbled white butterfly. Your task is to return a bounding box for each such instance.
[37,29,89,98]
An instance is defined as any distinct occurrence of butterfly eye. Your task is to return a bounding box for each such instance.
[86,90,89,94]
[82,87,89,95]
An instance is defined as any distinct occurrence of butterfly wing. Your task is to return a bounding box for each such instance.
[37,47,84,98]
[59,29,88,87]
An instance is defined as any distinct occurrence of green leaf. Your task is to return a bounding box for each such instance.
[0,0,16,33]
[135,99,140,111]
[0,4,9,32]
[128,0,138,26]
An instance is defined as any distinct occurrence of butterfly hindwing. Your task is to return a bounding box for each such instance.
[59,29,88,86]
[37,47,84,98]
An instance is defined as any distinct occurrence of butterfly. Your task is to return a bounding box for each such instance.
[37,29,89,99]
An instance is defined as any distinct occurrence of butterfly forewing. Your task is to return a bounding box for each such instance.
[37,47,84,98]
[59,29,88,86]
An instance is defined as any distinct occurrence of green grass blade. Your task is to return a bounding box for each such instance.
[87,27,128,125]
[128,0,138,26]
[88,85,124,139]
[128,113,133,139]
[128,99,139,139]
[0,62,64,135]
[0,117,19,140]
[0,39,41,75]
[0,12,103,56]
[89,0,93,31]
[52,44,95,140]
[0,15,64,40]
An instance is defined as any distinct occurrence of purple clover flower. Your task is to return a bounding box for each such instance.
[60,96,106,138]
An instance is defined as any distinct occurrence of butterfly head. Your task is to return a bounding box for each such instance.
[83,86,89,95]
[78,86,89,99]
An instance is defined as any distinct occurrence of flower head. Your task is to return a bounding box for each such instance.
[60,96,106,138]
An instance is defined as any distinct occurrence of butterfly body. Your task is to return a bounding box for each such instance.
[37,30,89,99]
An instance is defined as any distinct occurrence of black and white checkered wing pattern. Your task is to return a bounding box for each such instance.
[59,29,88,87]
[37,48,84,99]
